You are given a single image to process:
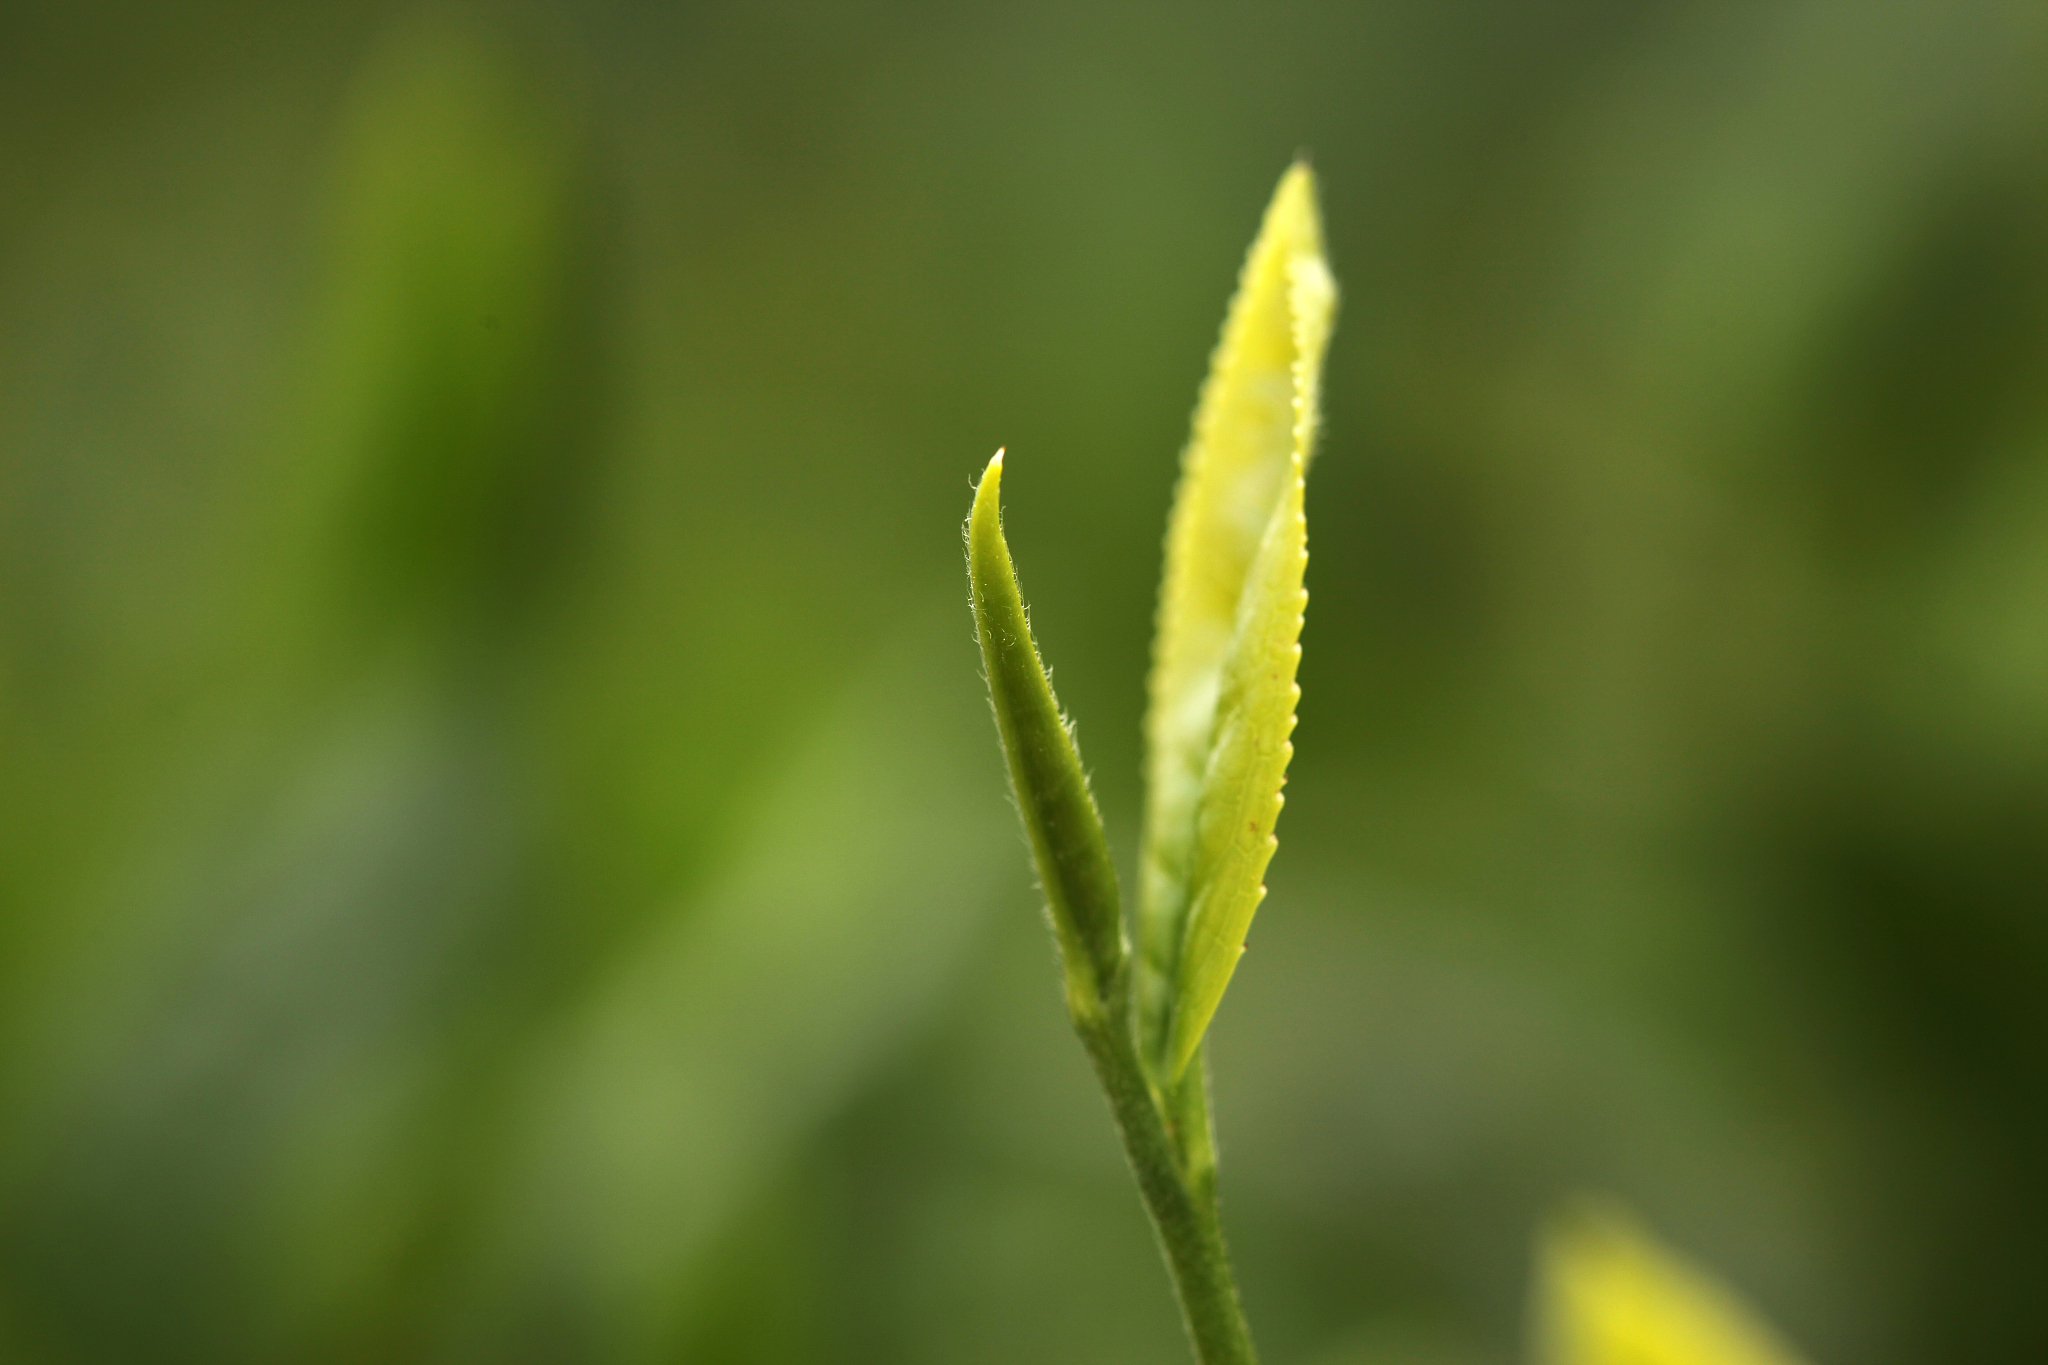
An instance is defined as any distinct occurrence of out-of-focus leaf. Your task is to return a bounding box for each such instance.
[440,622,1010,1362]
[0,19,608,1361]
[284,13,600,648]
[1536,1203,1811,1365]
[1140,163,1336,1079]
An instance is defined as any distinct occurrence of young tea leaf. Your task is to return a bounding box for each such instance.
[1141,163,1337,1078]
[1536,1203,1812,1365]
[968,451,1127,1014]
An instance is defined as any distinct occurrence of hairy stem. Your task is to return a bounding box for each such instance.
[1075,969,1258,1365]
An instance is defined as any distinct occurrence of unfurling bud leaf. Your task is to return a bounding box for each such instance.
[1141,162,1337,1079]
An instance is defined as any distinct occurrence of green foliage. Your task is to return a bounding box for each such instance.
[967,154,1830,1365]
[966,164,1335,1365]
[8,3,2048,1363]
[970,161,1337,1074]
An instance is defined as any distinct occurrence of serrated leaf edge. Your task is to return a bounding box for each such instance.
[1147,167,1336,1079]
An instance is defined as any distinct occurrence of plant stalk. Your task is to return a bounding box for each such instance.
[1074,968,1259,1365]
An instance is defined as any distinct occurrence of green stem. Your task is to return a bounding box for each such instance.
[1075,969,1259,1365]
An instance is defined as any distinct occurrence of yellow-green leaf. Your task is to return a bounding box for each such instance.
[1140,162,1337,1078]
[1536,1203,1813,1365]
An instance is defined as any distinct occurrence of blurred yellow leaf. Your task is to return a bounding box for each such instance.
[1536,1203,1813,1365]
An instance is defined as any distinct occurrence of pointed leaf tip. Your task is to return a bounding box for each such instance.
[971,448,1003,517]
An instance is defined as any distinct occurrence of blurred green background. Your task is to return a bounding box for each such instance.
[3,2,2046,1362]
